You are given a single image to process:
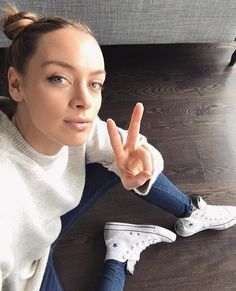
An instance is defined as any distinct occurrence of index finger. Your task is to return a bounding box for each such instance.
[126,102,144,149]
[107,118,124,160]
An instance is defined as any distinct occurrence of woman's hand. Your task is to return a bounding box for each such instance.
[107,102,155,190]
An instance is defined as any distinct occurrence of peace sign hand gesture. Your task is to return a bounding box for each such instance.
[107,103,155,190]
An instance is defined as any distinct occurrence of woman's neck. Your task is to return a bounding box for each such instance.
[11,113,64,156]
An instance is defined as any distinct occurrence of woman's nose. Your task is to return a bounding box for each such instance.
[70,86,91,109]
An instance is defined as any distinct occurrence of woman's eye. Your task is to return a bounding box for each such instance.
[47,75,69,85]
[90,82,104,91]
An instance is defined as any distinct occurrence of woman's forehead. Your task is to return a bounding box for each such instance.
[31,28,104,69]
[37,28,99,54]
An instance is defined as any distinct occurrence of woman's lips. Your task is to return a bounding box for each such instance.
[64,118,91,131]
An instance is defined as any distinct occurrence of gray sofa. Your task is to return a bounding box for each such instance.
[0,0,236,45]
[1,0,235,64]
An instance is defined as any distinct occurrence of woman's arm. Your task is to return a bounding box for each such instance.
[0,202,14,290]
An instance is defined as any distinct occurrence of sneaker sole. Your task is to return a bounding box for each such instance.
[175,216,236,237]
[105,222,176,242]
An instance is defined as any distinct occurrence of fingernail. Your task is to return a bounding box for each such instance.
[145,171,152,177]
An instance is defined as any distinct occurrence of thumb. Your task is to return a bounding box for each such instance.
[122,170,151,190]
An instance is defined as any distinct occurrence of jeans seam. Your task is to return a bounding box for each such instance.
[110,262,122,291]
[153,183,175,196]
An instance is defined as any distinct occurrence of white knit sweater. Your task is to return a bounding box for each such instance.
[0,109,163,291]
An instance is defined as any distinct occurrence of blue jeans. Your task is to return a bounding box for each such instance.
[40,163,192,291]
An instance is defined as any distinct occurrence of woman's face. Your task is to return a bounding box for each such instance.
[9,27,105,155]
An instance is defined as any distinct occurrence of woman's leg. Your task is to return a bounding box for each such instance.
[98,260,127,291]
[59,164,193,239]
[39,249,64,291]
[141,174,236,237]
[138,173,193,218]
[59,166,193,240]
[46,164,193,291]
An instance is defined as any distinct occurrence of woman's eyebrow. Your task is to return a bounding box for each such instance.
[41,60,106,75]
[41,60,74,69]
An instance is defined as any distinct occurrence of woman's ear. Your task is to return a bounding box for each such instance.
[8,66,24,102]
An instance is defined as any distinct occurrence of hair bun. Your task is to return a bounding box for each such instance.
[0,4,38,41]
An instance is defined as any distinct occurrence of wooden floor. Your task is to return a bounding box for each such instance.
[53,44,236,291]
[1,43,236,290]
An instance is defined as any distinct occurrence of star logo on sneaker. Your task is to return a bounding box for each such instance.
[112,242,119,248]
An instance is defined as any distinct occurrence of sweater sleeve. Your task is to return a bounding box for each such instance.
[85,116,164,195]
[0,229,14,290]
[0,164,15,289]
[0,270,2,291]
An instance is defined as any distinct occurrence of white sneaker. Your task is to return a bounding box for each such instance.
[175,195,236,237]
[104,222,176,274]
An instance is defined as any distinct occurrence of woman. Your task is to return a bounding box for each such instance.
[0,4,235,291]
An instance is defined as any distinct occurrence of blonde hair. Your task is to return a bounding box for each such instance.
[0,4,94,74]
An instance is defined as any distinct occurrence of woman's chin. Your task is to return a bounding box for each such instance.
[59,126,92,147]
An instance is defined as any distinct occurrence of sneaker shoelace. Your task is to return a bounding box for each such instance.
[126,237,161,274]
[193,198,229,222]
[126,239,160,274]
